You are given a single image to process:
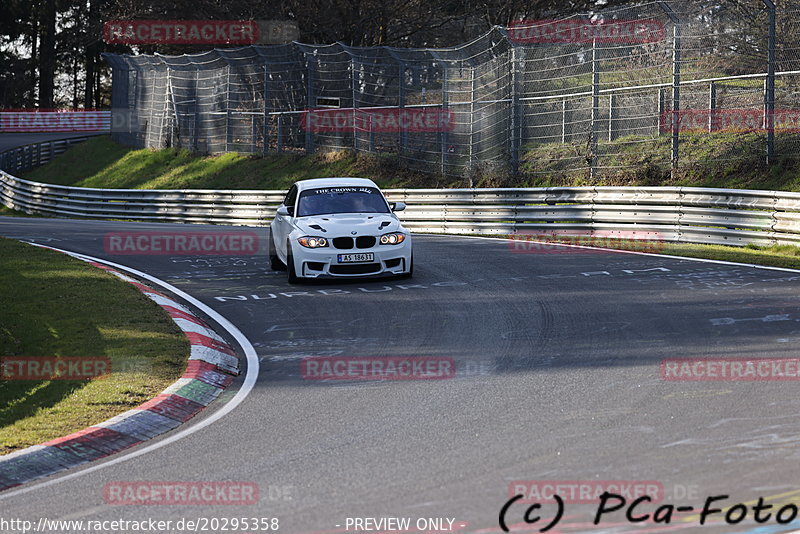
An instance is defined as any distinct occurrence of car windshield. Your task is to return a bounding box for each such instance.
[296,186,390,216]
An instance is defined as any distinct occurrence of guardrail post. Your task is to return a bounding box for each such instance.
[708,81,716,133]
[763,0,776,165]
[658,0,681,176]
[561,99,568,143]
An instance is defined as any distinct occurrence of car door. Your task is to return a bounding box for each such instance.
[274,184,298,258]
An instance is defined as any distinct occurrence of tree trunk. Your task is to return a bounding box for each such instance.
[30,16,38,106]
[84,0,96,108]
[38,0,57,108]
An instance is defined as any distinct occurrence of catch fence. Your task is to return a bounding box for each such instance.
[103,1,800,178]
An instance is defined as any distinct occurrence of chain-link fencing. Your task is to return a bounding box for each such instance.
[102,0,800,179]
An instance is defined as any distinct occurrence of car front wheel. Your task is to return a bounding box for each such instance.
[269,232,285,271]
[286,242,300,284]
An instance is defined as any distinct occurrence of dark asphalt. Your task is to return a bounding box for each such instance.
[1,216,800,534]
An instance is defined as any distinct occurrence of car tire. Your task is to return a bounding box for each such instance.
[269,232,285,271]
[286,242,300,284]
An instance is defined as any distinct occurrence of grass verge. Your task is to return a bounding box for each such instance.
[18,133,800,190]
[0,205,38,217]
[0,237,188,454]
[21,136,431,190]
[504,234,800,270]
[656,242,800,270]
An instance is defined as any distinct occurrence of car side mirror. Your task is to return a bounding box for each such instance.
[391,201,406,212]
[277,205,290,216]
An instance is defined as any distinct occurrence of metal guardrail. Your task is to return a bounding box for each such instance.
[0,135,103,175]
[2,136,800,248]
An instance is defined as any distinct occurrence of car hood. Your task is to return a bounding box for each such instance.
[293,213,402,237]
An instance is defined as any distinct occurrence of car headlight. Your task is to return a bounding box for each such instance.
[380,232,406,245]
[298,236,329,248]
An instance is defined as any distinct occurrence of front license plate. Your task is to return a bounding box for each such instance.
[337,253,374,263]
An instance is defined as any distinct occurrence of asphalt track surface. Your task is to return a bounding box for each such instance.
[0,132,105,152]
[2,215,800,534]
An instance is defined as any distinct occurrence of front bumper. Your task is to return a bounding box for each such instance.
[290,239,412,278]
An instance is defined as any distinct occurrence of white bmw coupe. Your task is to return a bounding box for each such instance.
[269,178,413,282]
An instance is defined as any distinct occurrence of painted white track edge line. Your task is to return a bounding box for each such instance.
[0,245,259,501]
[421,233,800,274]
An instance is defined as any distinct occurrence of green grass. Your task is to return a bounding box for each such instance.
[22,136,429,190]
[516,132,800,190]
[21,133,800,191]
[643,241,800,270]
[0,203,43,218]
[0,205,33,217]
[505,234,800,270]
[0,238,188,454]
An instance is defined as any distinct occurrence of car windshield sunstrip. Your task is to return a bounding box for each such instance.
[297,187,390,216]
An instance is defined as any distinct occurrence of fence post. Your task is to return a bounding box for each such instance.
[225,65,231,153]
[351,57,359,152]
[398,61,407,151]
[192,70,199,152]
[441,64,449,175]
[369,117,375,152]
[708,81,717,133]
[590,38,599,179]
[763,0,776,165]
[658,0,681,175]
[277,114,284,153]
[608,93,617,142]
[510,45,522,174]
[469,65,476,171]
[305,60,315,154]
[146,71,156,148]
[561,99,567,143]
[262,64,269,156]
